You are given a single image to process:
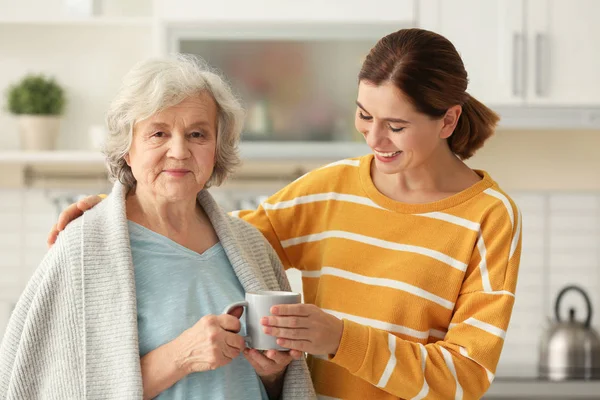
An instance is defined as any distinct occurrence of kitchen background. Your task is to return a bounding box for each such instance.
[1,0,600,398]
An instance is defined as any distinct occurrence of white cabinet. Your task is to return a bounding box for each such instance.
[419,0,524,106]
[526,0,600,105]
[419,0,600,107]
[157,0,415,22]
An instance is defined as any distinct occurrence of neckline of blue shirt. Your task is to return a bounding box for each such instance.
[127,220,223,260]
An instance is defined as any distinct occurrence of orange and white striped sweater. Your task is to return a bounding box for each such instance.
[237,154,522,400]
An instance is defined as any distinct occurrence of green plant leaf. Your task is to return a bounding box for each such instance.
[6,74,66,115]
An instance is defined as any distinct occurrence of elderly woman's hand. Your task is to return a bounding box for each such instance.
[243,348,302,378]
[175,312,246,373]
[244,348,303,399]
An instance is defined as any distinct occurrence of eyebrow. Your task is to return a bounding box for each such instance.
[356,101,411,124]
[146,121,214,130]
[187,121,214,130]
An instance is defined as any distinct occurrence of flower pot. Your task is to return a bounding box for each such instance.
[18,115,61,151]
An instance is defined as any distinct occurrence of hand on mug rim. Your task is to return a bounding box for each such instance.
[260,303,343,356]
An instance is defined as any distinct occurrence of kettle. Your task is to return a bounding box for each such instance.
[539,285,600,380]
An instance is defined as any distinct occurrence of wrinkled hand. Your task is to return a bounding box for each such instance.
[47,195,104,247]
[243,348,302,381]
[261,304,344,356]
[175,310,246,374]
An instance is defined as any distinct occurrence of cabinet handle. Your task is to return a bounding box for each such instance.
[535,33,547,97]
[512,32,524,97]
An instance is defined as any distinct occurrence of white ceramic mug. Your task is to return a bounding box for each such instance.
[223,291,301,351]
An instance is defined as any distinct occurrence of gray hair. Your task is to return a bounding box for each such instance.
[104,54,245,189]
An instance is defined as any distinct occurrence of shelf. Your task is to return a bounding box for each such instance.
[239,141,369,160]
[0,151,105,164]
[0,142,371,164]
[0,17,154,27]
[0,142,370,188]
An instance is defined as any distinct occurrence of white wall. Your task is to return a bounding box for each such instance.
[468,129,600,191]
[0,0,152,19]
[0,25,152,150]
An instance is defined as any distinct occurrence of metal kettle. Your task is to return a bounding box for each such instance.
[539,285,600,380]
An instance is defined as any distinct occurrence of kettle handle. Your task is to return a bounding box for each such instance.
[555,285,592,328]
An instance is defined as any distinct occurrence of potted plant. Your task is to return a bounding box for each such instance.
[6,74,66,151]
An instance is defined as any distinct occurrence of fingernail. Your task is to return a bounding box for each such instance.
[260,317,268,325]
[271,306,278,314]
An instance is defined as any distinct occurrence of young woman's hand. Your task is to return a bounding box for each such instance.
[261,304,344,356]
[47,195,104,247]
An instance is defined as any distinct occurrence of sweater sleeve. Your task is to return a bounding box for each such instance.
[0,237,84,399]
[237,184,301,269]
[329,203,523,399]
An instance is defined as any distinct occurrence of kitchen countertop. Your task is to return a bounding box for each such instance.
[485,366,600,399]
[486,379,600,399]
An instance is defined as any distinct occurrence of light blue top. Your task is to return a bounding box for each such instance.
[129,221,268,400]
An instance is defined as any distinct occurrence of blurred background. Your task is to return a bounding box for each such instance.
[1,1,600,398]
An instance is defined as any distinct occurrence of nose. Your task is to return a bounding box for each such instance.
[167,133,191,160]
[364,123,388,149]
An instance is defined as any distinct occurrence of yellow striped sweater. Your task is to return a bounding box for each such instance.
[237,154,522,400]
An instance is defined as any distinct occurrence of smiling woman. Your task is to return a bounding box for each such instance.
[47,29,522,400]
[0,55,315,400]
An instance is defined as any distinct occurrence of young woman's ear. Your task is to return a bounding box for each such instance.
[440,105,462,139]
[124,154,130,166]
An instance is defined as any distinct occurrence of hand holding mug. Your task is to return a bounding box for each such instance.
[261,303,344,356]
[223,291,304,382]
[223,290,302,351]
[174,310,246,374]
[243,347,303,383]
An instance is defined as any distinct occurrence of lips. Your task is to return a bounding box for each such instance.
[373,150,402,163]
[374,149,402,157]
[163,169,191,177]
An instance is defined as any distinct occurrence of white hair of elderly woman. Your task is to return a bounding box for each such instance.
[104,54,245,189]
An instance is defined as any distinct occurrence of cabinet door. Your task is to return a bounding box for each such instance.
[158,0,415,22]
[527,0,600,105]
[419,0,525,106]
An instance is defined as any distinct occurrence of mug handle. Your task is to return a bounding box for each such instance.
[222,301,252,346]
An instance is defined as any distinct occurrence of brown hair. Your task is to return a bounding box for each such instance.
[359,28,499,159]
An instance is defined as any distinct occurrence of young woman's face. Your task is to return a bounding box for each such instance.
[355,80,451,175]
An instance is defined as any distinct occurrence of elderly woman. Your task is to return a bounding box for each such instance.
[0,55,315,400]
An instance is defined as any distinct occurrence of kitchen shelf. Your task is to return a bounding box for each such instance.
[0,151,105,164]
[239,141,370,160]
[0,142,371,164]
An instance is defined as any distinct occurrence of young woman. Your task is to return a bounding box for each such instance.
[48,28,521,400]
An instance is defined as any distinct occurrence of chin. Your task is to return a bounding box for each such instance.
[160,185,202,202]
[374,159,403,175]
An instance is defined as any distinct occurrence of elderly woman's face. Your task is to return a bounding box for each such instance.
[126,93,218,201]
